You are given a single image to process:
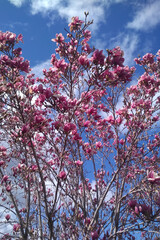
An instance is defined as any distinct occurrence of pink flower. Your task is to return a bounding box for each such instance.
[13,47,22,57]
[63,123,76,133]
[36,94,46,104]
[106,115,115,124]
[6,185,12,192]
[152,116,159,122]
[17,33,23,42]
[34,115,45,124]
[78,55,89,67]
[110,46,124,67]
[54,121,61,130]
[92,49,105,65]
[2,175,9,183]
[58,171,67,180]
[21,124,30,134]
[138,73,154,89]
[55,59,68,72]
[48,159,54,166]
[119,139,125,145]
[84,218,91,225]
[139,204,151,217]
[6,32,16,42]
[0,146,7,151]
[38,84,43,93]
[45,88,52,99]
[147,171,160,185]
[31,165,38,171]
[128,200,140,214]
[0,160,5,166]
[142,53,154,64]
[95,141,103,149]
[83,30,91,41]
[68,17,84,32]
[134,206,139,215]
[91,231,99,240]
[128,200,137,209]
[5,214,10,221]
[52,33,64,43]
[75,160,83,166]
[13,223,20,232]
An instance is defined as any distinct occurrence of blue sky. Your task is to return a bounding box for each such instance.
[1,0,160,77]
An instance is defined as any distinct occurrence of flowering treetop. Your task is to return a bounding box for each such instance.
[0,14,160,240]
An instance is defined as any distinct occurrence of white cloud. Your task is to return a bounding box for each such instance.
[91,180,114,202]
[8,0,26,7]
[94,32,139,66]
[28,0,109,31]
[8,0,126,31]
[127,0,160,31]
[58,0,107,31]
[110,33,139,66]
[115,33,139,65]
[30,0,61,15]
[31,59,51,78]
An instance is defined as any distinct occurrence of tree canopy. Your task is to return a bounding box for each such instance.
[0,15,160,239]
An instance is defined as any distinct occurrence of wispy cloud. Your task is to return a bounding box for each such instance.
[8,0,26,7]
[57,0,108,31]
[29,0,109,31]
[31,59,51,78]
[113,33,139,65]
[94,32,139,66]
[0,22,28,31]
[8,0,125,31]
[127,0,160,31]
[30,0,61,15]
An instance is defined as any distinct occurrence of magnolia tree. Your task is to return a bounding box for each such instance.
[0,14,160,240]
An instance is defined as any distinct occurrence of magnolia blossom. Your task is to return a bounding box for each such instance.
[75,160,83,166]
[139,204,152,217]
[13,223,20,232]
[95,141,103,149]
[5,214,10,221]
[147,171,160,185]
[52,33,64,44]
[128,200,137,209]
[91,231,99,240]
[68,16,84,32]
[6,186,12,192]
[0,146,7,151]
[2,175,9,183]
[58,171,67,180]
